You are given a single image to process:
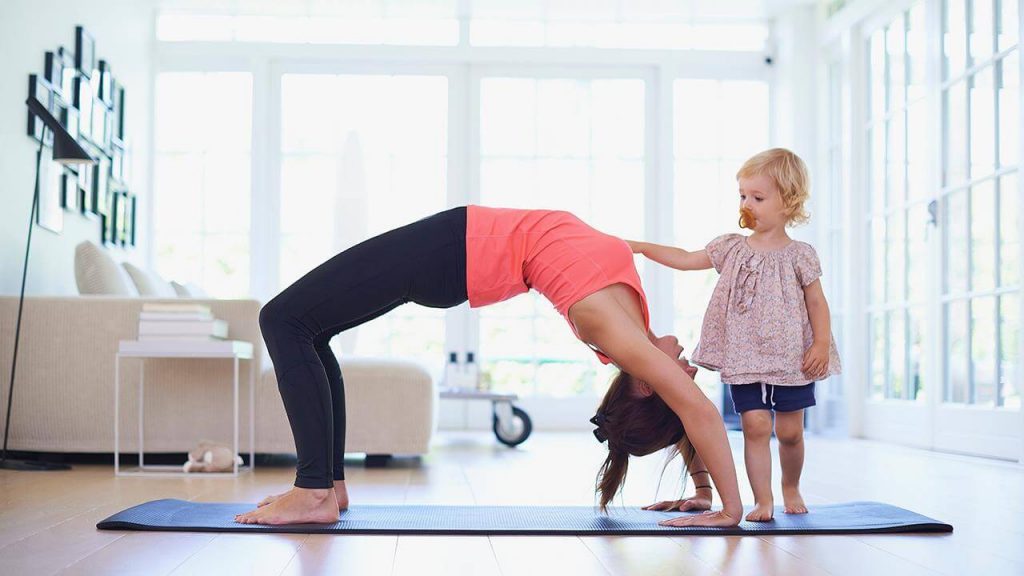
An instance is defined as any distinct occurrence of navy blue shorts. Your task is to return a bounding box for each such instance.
[730,382,816,413]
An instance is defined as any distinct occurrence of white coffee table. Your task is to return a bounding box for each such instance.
[114,339,255,477]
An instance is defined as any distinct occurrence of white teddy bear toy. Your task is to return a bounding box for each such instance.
[182,440,243,473]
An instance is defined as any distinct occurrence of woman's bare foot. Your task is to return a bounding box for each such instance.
[783,486,808,514]
[745,500,775,522]
[335,481,349,510]
[258,481,349,511]
[235,487,339,525]
[257,490,288,508]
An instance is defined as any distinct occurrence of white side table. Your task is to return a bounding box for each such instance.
[114,339,256,477]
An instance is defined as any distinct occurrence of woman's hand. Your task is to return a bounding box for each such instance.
[643,495,712,513]
[801,342,829,379]
[657,509,741,528]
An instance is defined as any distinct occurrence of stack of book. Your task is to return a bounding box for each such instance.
[138,303,228,341]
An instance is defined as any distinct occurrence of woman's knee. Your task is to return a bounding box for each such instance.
[259,296,292,336]
[313,333,334,353]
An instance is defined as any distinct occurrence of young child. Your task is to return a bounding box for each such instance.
[630,148,840,522]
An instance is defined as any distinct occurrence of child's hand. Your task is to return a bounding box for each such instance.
[679,357,699,379]
[802,342,830,379]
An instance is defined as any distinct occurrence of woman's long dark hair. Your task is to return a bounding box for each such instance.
[593,371,696,511]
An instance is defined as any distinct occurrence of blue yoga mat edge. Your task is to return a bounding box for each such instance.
[95,499,953,536]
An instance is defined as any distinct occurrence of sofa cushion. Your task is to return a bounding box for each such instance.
[171,280,209,298]
[122,262,178,297]
[74,241,138,296]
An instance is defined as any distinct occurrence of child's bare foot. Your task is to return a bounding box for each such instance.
[745,500,775,522]
[258,481,349,511]
[783,487,808,514]
[235,487,339,525]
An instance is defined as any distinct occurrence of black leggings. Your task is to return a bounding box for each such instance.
[259,207,468,488]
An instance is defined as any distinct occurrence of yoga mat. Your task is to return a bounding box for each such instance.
[97,499,952,535]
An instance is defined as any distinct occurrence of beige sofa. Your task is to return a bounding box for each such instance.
[0,296,437,458]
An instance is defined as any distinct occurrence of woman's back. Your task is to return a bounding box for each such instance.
[465,205,649,363]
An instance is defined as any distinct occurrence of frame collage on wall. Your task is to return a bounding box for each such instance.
[26,25,136,247]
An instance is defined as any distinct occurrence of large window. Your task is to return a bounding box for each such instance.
[672,79,770,396]
[152,3,773,402]
[279,74,450,376]
[153,72,253,297]
[477,76,646,397]
[941,0,1019,408]
[866,4,930,402]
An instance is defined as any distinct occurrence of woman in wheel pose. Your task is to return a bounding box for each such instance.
[237,205,742,529]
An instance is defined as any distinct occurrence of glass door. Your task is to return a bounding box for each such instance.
[470,68,648,415]
[934,0,1021,457]
[278,70,453,380]
[860,0,1022,460]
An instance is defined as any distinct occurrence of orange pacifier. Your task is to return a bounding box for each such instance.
[738,207,756,229]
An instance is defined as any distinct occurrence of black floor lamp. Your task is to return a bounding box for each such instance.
[0,96,95,471]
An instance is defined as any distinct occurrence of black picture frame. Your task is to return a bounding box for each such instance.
[108,190,120,245]
[98,60,113,105]
[44,51,64,97]
[58,46,75,99]
[60,100,79,141]
[73,75,92,142]
[100,213,111,245]
[27,74,54,145]
[91,156,109,217]
[48,95,71,151]
[110,141,123,183]
[103,190,115,244]
[78,166,94,216]
[75,26,95,78]
[118,191,130,245]
[91,95,107,150]
[89,70,101,100]
[128,195,137,246]
[50,93,67,125]
[36,154,63,234]
[61,167,80,213]
[111,80,124,141]
[106,111,114,152]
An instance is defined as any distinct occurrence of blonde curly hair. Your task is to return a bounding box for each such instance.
[737,148,810,226]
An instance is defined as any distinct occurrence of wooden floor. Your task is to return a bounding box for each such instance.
[0,431,1021,575]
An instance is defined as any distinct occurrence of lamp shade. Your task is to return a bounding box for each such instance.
[26,96,94,165]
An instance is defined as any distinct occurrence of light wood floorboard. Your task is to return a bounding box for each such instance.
[0,431,1017,575]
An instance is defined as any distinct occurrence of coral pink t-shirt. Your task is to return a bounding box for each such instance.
[465,205,649,364]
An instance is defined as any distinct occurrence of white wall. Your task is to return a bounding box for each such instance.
[770,4,822,246]
[0,0,155,296]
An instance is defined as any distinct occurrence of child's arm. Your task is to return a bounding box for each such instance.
[801,279,832,379]
[627,240,713,271]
